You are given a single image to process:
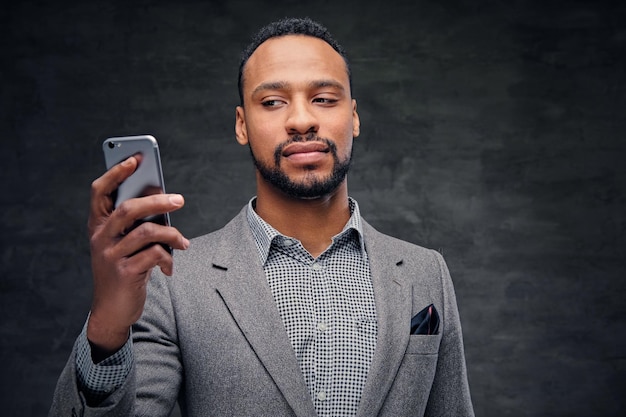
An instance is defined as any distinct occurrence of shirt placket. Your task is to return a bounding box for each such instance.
[310,255,334,415]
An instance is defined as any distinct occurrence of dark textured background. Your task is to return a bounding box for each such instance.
[2,0,625,416]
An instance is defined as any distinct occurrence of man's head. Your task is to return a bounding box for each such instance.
[235,18,359,200]
[238,17,352,106]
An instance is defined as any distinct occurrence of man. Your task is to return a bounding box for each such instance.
[49,17,474,417]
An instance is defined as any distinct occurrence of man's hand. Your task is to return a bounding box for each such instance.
[86,156,189,360]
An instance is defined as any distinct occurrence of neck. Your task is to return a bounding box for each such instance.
[254,179,351,258]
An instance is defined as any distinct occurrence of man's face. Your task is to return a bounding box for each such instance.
[235,35,360,199]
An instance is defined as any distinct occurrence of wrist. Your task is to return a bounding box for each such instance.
[86,313,130,360]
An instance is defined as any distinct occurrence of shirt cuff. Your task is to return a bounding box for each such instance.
[75,316,133,404]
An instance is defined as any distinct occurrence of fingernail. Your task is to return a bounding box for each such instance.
[169,194,184,206]
[121,157,134,167]
[182,237,190,249]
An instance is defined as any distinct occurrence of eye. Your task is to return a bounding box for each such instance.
[312,97,338,105]
[261,98,287,108]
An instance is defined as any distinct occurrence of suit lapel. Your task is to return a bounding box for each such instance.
[212,212,317,417]
[209,211,415,417]
[357,222,413,417]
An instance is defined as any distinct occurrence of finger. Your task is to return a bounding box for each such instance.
[89,156,139,231]
[111,221,189,259]
[120,242,174,277]
[106,193,185,239]
[94,155,140,198]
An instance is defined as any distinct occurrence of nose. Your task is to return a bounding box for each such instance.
[285,99,319,135]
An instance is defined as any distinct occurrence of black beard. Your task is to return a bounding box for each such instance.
[250,133,352,199]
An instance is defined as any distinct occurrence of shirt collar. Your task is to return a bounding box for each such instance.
[246,196,367,265]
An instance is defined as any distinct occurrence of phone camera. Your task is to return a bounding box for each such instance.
[108,141,115,149]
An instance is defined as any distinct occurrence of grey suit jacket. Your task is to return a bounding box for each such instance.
[49,207,474,417]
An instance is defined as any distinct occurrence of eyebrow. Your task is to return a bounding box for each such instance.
[251,79,346,96]
[308,79,345,91]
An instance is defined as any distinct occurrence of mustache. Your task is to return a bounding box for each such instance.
[273,133,338,165]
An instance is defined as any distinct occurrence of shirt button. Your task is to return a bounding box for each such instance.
[317,322,329,332]
[283,238,295,246]
[317,391,327,401]
[311,262,323,271]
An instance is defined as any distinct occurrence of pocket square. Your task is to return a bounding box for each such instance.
[410,304,440,335]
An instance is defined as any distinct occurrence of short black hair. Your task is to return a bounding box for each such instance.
[237,17,352,105]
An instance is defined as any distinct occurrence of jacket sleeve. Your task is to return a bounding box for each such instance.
[424,251,474,417]
[48,271,182,417]
[47,338,137,417]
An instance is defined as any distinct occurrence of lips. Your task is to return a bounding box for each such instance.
[282,141,329,157]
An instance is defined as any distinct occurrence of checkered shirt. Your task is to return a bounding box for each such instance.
[75,315,134,404]
[247,197,378,416]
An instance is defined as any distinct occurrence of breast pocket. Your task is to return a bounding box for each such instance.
[384,333,442,413]
[405,333,442,355]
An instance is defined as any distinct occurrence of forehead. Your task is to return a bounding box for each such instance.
[242,35,349,93]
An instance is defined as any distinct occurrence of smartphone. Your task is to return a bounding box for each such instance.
[102,134,172,252]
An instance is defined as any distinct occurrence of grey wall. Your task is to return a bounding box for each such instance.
[2,0,625,416]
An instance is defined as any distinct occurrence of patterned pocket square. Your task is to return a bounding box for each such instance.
[410,304,440,335]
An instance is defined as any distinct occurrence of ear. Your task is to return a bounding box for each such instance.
[352,99,360,138]
[235,106,248,145]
